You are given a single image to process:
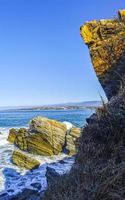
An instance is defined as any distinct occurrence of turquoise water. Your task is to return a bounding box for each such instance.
[0,109,94,128]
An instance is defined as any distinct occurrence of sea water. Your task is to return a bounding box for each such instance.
[0,109,94,197]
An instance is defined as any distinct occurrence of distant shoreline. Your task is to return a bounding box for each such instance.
[0,101,102,111]
[1,106,99,112]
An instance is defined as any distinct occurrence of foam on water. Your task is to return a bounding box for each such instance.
[0,127,74,197]
[63,121,73,130]
[0,109,94,197]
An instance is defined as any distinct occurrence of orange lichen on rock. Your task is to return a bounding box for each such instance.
[80,10,125,99]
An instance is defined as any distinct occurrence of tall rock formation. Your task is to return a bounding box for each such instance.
[80,10,125,99]
[42,9,125,200]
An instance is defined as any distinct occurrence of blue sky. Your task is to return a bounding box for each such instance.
[0,0,124,106]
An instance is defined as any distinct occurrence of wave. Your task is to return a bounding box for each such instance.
[63,121,73,130]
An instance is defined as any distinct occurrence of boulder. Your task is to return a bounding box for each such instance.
[7,128,18,143]
[26,133,54,156]
[29,116,67,155]
[8,117,81,156]
[8,117,68,156]
[12,150,40,170]
[66,127,81,155]
[80,9,125,99]
[15,128,29,151]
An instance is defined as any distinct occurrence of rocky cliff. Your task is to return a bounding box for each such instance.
[42,9,125,200]
[80,10,125,99]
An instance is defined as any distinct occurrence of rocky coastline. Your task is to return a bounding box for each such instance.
[1,8,125,200]
[42,9,125,200]
[0,116,80,199]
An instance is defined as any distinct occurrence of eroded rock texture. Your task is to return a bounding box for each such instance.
[12,150,40,170]
[8,116,81,162]
[80,10,125,99]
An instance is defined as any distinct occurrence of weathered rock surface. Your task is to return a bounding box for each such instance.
[8,128,18,143]
[12,150,40,170]
[8,117,80,158]
[66,127,81,155]
[29,116,67,155]
[80,9,125,99]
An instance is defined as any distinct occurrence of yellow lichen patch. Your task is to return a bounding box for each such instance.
[8,128,18,143]
[118,10,125,21]
[80,20,98,45]
[12,150,40,170]
[81,9,125,99]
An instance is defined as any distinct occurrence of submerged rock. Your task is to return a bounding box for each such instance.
[12,150,40,170]
[80,9,125,99]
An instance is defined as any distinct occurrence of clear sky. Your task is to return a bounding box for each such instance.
[0,0,124,106]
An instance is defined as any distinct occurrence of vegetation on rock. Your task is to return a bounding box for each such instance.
[42,9,125,200]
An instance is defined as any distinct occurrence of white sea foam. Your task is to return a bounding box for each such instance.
[63,121,73,130]
[0,127,74,198]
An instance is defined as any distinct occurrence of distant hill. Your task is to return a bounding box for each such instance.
[54,101,102,107]
[0,101,102,111]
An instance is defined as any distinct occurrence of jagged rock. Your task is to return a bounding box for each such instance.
[29,116,67,155]
[12,150,40,170]
[66,127,81,155]
[46,157,75,186]
[15,128,29,151]
[86,113,98,124]
[8,117,81,157]
[80,9,125,99]
[8,117,69,156]
[7,128,18,143]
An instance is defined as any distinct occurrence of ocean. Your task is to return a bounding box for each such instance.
[0,109,94,197]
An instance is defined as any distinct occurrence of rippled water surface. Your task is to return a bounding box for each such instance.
[0,109,94,128]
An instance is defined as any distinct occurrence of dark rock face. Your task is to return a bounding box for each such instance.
[9,189,43,200]
[46,157,74,186]
[81,9,125,99]
[86,113,98,124]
